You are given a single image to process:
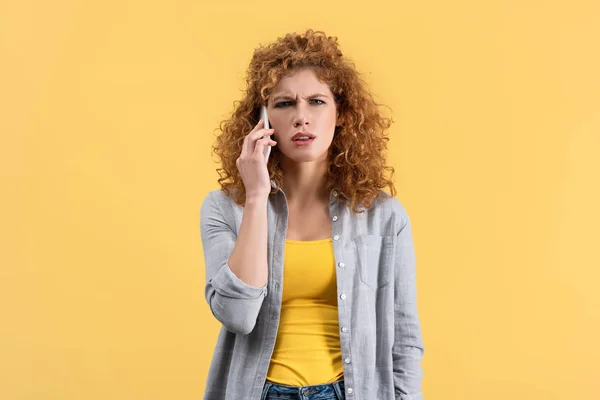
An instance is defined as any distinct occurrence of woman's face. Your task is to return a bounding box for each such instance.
[267,68,339,164]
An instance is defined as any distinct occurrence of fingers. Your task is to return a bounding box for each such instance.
[254,135,277,155]
[240,120,264,157]
[241,119,275,157]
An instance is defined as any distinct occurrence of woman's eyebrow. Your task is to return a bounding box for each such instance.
[271,93,330,102]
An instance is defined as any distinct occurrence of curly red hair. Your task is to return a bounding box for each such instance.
[211,29,397,214]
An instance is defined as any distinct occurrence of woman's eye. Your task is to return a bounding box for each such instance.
[274,99,324,108]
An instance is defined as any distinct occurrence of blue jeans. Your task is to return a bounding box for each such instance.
[260,379,346,400]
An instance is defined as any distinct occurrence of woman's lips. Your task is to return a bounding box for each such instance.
[293,137,315,146]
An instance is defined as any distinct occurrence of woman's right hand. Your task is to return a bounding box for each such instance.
[236,119,277,199]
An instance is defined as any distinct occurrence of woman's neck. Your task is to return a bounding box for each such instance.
[280,161,329,206]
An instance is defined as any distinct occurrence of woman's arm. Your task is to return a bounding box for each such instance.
[392,201,425,400]
[199,191,269,335]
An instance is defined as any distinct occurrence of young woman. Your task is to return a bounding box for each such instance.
[200,29,424,400]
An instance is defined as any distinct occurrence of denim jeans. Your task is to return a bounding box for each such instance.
[260,379,346,400]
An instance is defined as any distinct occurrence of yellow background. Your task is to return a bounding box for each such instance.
[1,0,599,399]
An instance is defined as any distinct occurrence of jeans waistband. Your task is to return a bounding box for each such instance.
[261,379,345,399]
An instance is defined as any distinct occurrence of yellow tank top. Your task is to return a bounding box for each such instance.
[266,237,344,386]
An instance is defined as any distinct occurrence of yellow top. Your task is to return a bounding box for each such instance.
[266,237,344,386]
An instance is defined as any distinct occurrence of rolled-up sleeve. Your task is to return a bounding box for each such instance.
[392,202,425,400]
[199,191,268,335]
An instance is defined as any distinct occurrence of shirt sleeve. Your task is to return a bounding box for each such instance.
[199,191,268,335]
[392,200,425,400]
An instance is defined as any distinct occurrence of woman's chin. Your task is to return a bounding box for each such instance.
[277,150,325,164]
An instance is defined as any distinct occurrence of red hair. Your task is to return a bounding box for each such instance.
[211,29,397,214]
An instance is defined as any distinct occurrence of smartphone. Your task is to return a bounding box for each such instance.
[260,105,272,163]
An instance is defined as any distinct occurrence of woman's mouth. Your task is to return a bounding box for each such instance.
[293,137,315,146]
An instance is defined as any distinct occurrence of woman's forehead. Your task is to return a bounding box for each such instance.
[270,69,333,97]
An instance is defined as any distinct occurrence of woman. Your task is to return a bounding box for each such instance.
[200,29,424,400]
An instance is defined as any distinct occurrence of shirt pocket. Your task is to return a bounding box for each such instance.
[353,234,396,291]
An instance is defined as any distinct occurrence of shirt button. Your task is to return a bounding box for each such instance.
[332,215,338,221]
[344,357,351,364]
[340,293,346,300]
[347,388,353,394]
[338,262,345,268]
[333,235,340,241]
[341,326,348,333]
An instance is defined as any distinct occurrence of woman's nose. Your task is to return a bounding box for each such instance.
[293,119,309,128]
[292,102,311,127]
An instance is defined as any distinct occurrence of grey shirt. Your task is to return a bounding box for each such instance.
[199,181,424,400]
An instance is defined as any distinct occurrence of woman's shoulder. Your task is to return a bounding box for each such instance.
[366,190,411,232]
[200,188,234,218]
[370,189,408,215]
[202,188,238,206]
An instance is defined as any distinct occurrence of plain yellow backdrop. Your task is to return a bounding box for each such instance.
[1,0,599,399]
